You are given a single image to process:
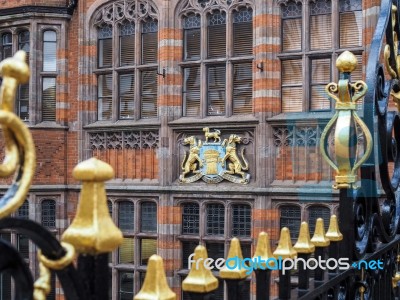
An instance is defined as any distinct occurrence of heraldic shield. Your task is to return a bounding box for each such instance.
[179,128,250,184]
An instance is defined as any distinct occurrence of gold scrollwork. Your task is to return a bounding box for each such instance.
[0,51,35,218]
[320,51,373,189]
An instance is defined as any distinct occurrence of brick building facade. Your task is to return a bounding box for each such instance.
[0,0,380,299]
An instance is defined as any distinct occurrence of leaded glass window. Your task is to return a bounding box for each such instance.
[280,205,301,239]
[140,202,157,233]
[118,201,134,231]
[41,200,56,228]
[308,206,331,234]
[206,204,224,235]
[119,272,134,300]
[182,203,199,235]
[232,204,251,237]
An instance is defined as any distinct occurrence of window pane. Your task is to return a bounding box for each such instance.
[42,77,56,121]
[18,31,30,64]
[141,202,157,232]
[182,241,198,269]
[280,205,301,239]
[2,33,12,60]
[140,239,157,265]
[340,10,362,48]
[41,200,56,228]
[281,59,303,112]
[206,204,224,235]
[119,74,135,119]
[232,204,251,237]
[233,8,252,56]
[310,58,331,111]
[233,62,252,114]
[18,83,29,121]
[182,203,199,235]
[282,1,302,52]
[141,70,158,118]
[205,242,224,269]
[108,201,112,216]
[119,272,134,300]
[207,66,226,116]
[310,0,332,50]
[208,12,226,58]
[308,206,330,235]
[98,74,113,121]
[98,25,113,68]
[184,14,201,60]
[17,234,29,259]
[43,30,57,71]
[183,67,201,117]
[142,19,158,64]
[119,238,134,263]
[120,22,135,66]
[17,201,29,219]
[118,201,134,231]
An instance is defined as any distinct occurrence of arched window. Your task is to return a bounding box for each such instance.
[118,201,134,231]
[232,204,251,237]
[140,202,157,233]
[94,0,159,121]
[1,33,12,60]
[181,3,253,117]
[17,31,30,121]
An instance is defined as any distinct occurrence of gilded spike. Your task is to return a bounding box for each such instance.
[62,158,123,254]
[273,227,297,259]
[325,215,343,241]
[310,218,330,247]
[182,245,219,293]
[134,255,176,300]
[220,238,248,279]
[293,222,315,254]
[252,232,275,269]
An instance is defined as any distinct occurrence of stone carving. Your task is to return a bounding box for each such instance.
[89,131,159,150]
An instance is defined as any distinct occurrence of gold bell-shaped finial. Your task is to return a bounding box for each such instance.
[294,222,315,254]
[252,232,275,269]
[273,227,297,259]
[220,237,248,279]
[182,245,219,293]
[62,158,123,254]
[134,255,176,300]
[325,215,343,241]
[310,218,330,247]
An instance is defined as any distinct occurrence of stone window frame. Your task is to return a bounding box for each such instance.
[177,199,253,300]
[90,0,160,123]
[278,0,364,113]
[107,198,158,298]
[178,0,254,118]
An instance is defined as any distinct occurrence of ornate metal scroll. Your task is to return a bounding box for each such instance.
[179,128,250,184]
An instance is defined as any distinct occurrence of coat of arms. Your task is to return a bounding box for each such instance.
[179,128,250,184]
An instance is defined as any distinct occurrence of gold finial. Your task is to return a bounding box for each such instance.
[182,245,219,293]
[310,218,330,247]
[134,255,176,300]
[293,222,315,254]
[62,158,123,254]
[393,272,400,288]
[325,215,343,241]
[336,51,358,73]
[220,238,248,279]
[252,232,275,269]
[273,227,297,259]
[33,261,51,300]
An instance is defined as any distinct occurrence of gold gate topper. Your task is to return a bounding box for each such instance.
[179,128,250,184]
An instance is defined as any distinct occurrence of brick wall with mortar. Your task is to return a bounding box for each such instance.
[0,0,382,299]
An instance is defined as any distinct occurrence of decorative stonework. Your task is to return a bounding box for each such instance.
[179,0,253,16]
[89,131,159,150]
[93,0,158,26]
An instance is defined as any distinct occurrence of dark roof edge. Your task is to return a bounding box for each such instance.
[0,1,78,17]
